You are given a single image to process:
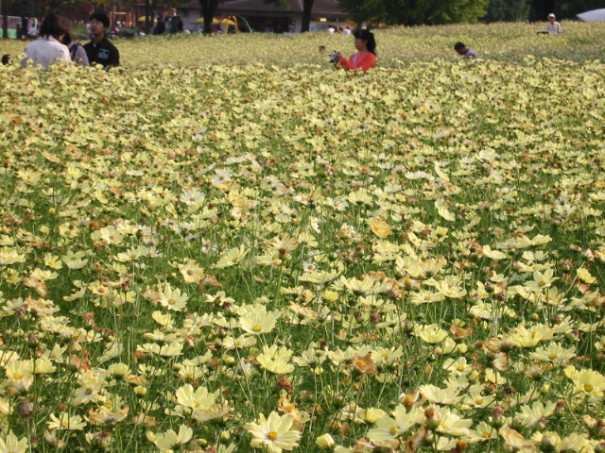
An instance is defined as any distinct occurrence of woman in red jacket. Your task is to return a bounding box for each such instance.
[335,29,376,72]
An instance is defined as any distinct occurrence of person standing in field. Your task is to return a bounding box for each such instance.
[84,12,120,69]
[333,29,376,73]
[22,12,70,68]
[454,42,479,59]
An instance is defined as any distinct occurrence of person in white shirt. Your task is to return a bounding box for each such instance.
[22,12,70,68]
[546,13,562,34]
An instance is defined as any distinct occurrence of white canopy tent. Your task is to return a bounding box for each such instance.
[576,8,605,21]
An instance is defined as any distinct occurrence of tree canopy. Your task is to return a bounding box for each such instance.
[337,0,490,25]
[337,0,605,24]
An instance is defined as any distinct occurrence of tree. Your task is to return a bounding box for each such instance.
[483,0,530,22]
[336,0,386,25]
[300,0,314,32]
[265,0,315,32]
[529,0,554,20]
[198,0,220,34]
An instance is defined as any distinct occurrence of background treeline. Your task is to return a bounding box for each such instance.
[338,0,605,25]
[3,0,604,25]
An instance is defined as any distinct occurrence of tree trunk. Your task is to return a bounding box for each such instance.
[2,0,8,39]
[301,0,314,32]
[145,0,151,34]
[199,0,220,35]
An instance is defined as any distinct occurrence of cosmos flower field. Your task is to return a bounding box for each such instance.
[1,25,605,452]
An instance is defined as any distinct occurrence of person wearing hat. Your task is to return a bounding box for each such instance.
[331,29,376,73]
[546,13,562,34]
[454,42,479,60]
[84,11,120,69]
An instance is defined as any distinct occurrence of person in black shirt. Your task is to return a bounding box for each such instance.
[84,12,120,69]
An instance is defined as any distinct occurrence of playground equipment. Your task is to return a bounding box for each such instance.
[194,16,241,33]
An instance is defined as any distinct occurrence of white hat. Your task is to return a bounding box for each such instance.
[548,13,556,18]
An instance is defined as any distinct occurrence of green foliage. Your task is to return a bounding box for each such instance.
[338,0,489,25]
[337,0,387,25]
[484,0,531,22]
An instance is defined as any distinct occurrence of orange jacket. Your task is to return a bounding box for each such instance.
[337,52,376,72]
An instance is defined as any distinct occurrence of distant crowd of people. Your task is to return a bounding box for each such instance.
[327,25,352,35]
[152,14,184,35]
[4,12,565,72]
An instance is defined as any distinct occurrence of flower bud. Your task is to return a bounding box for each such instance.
[315,433,336,449]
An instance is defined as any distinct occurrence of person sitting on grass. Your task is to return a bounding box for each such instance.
[64,32,89,66]
[22,12,70,68]
[545,13,562,35]
[332,29,376,73]
[454,42,479,60]
[84,11,120,69]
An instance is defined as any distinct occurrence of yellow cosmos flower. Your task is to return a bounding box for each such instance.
[0,248,26,265]
[179,260,205,284]
[43,253,63,270]
[530,342,575,364]
[299,270,341,285]
[180,187,206,207]
[4,360,34,395]
[367,406,422,442]
[175,383,218,411]
[315,433,336,449]
[565,366,605,399]
[71,370,107,406]
[419,384,462,405]
[369,218,392,238]
[0,432,28,453]
[482,245,508,260]
[466,422,497,443]
[524,268,556,292]
[157,284,188,311]
[47,413,87,431]
[435,199,456,221]
[515,401,556,428]
[257,345,295,374]
[413,324,449,344]
[461,385,496,409]
[215,245,249,268]
[62,250,88,270]
[238,303,280,335]
[338,276,390,295]
[222,334,257,350]
[95,226,124,246]
[433,408,472,437]
[576,268,596,284]
[245,411,301,453]
[151,425,193,452]
[500,425,533,451]
[442,357,471,376]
